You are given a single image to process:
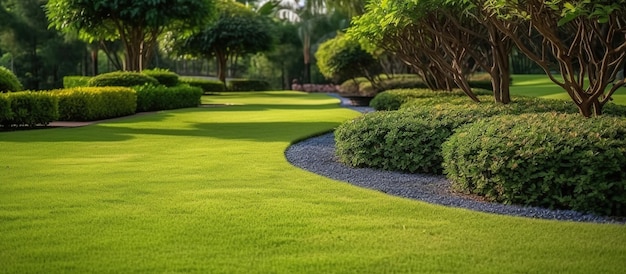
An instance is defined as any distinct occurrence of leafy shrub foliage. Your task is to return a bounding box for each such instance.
[142,68,180,87]
[63,76,92,88]
[52,87,137,121]
[335,105,499,174]
[88,71,159,87]
[370,88,492,111]
[227,79,270,91]
[0,66,24,92]
[134,84,203,112]
[1,91,58,127]
[0,94,11,121]
[442,113,626,217]
[316,33,381,84]
[180,77,225,93]
[339,75,427,96]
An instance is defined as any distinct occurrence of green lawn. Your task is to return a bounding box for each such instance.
[510,74,626,105]
[1,91,625,273]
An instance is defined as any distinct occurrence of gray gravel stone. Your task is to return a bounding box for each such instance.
[285,99,624,224]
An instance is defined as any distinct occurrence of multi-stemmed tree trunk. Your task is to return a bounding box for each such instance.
[484,0,626,117]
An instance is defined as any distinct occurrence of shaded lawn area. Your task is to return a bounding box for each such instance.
[1,91,625,273]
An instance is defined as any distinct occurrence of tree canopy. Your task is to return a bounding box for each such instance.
[46,0,216,71]
[179,0,274,84]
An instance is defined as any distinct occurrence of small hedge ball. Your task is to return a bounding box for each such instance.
[0,66,23,93]
[88,71,159,87]
[142,69,180,87]
[442,112,626,217]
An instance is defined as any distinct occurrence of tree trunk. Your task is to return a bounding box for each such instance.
[90,48,99,76]
[216,51,228,87]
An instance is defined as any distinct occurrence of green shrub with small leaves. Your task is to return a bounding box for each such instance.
[88,71,159,87]
[227,79,271,91]
[0,94,11,121]
[335,105,503,174]
[63,76,92,88]
[370,88,492,111]
[180,77,225,93]
[442,113,626,217]
[142,68,180,87]
[52,87,137,121]
[134,84,203,112]
[1,91,58,127]
[0,66,23,93]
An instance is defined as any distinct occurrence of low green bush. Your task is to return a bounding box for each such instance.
[52,87,136,121]
[134,84,203,112]
[1,91,58,127]
[442,113,626,217]
[180,77,225,93]
[370,88,493,111]
[227,79,271,91]
[401,95,580,115]
[335,105,500,174]
[88,71,159,87]
[142,69,180,87]
[0,66,23,92]
[339,75,426,97]
[63,76,92,88]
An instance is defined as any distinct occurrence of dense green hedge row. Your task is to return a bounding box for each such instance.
[227,79,271,91]
[135,84,203,112]
[142,69,180,87]
[52,87,137,121]
[370,88,492,111]
[0,92,59,127]
[443,113,626,217]
[180,77,225,93]
[336,94,626,216]
[88,71,159,87]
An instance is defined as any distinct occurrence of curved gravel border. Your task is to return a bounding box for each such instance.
[285,97,624,224]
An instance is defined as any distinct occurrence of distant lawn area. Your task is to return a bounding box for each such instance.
[1,91,625,273]
[510,74,626,105]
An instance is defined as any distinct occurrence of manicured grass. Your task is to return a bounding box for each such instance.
[1,91,625,273]
[510,74,626,105]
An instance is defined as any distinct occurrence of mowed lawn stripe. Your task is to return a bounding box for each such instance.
[0,91,624,273]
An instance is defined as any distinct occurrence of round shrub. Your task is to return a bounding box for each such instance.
[335,104,504,174]
[142,68,180,87]
[442,113,626,217]
[0,66,23,93]
[88,71,159,87]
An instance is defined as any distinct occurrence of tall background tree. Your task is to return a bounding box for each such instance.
[46,0,215,72]
[178,0,274,85]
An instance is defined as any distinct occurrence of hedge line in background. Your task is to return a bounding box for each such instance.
[142,69,180,87]
[443,113,626,217]
[134,84,203,112]
[180,77,225,93]
[228,79,271,91]
[52,87,137,121]
[0,91,59,127]
[88,71,159,87]
[370,88,492,111]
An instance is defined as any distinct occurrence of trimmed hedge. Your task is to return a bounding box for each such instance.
[63,76,92,88]
[1,91,59,127]
[142,69,180,87]
[180,77,225,93]
[0,66,23,92]
[339,75,427,97]
[370,88,492,111]
[227,79,271,91]
[88,71,159,87]
[335,105,499,174]
[134,84,203,112]
[442,113,626,217]
[52,87,137,121]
